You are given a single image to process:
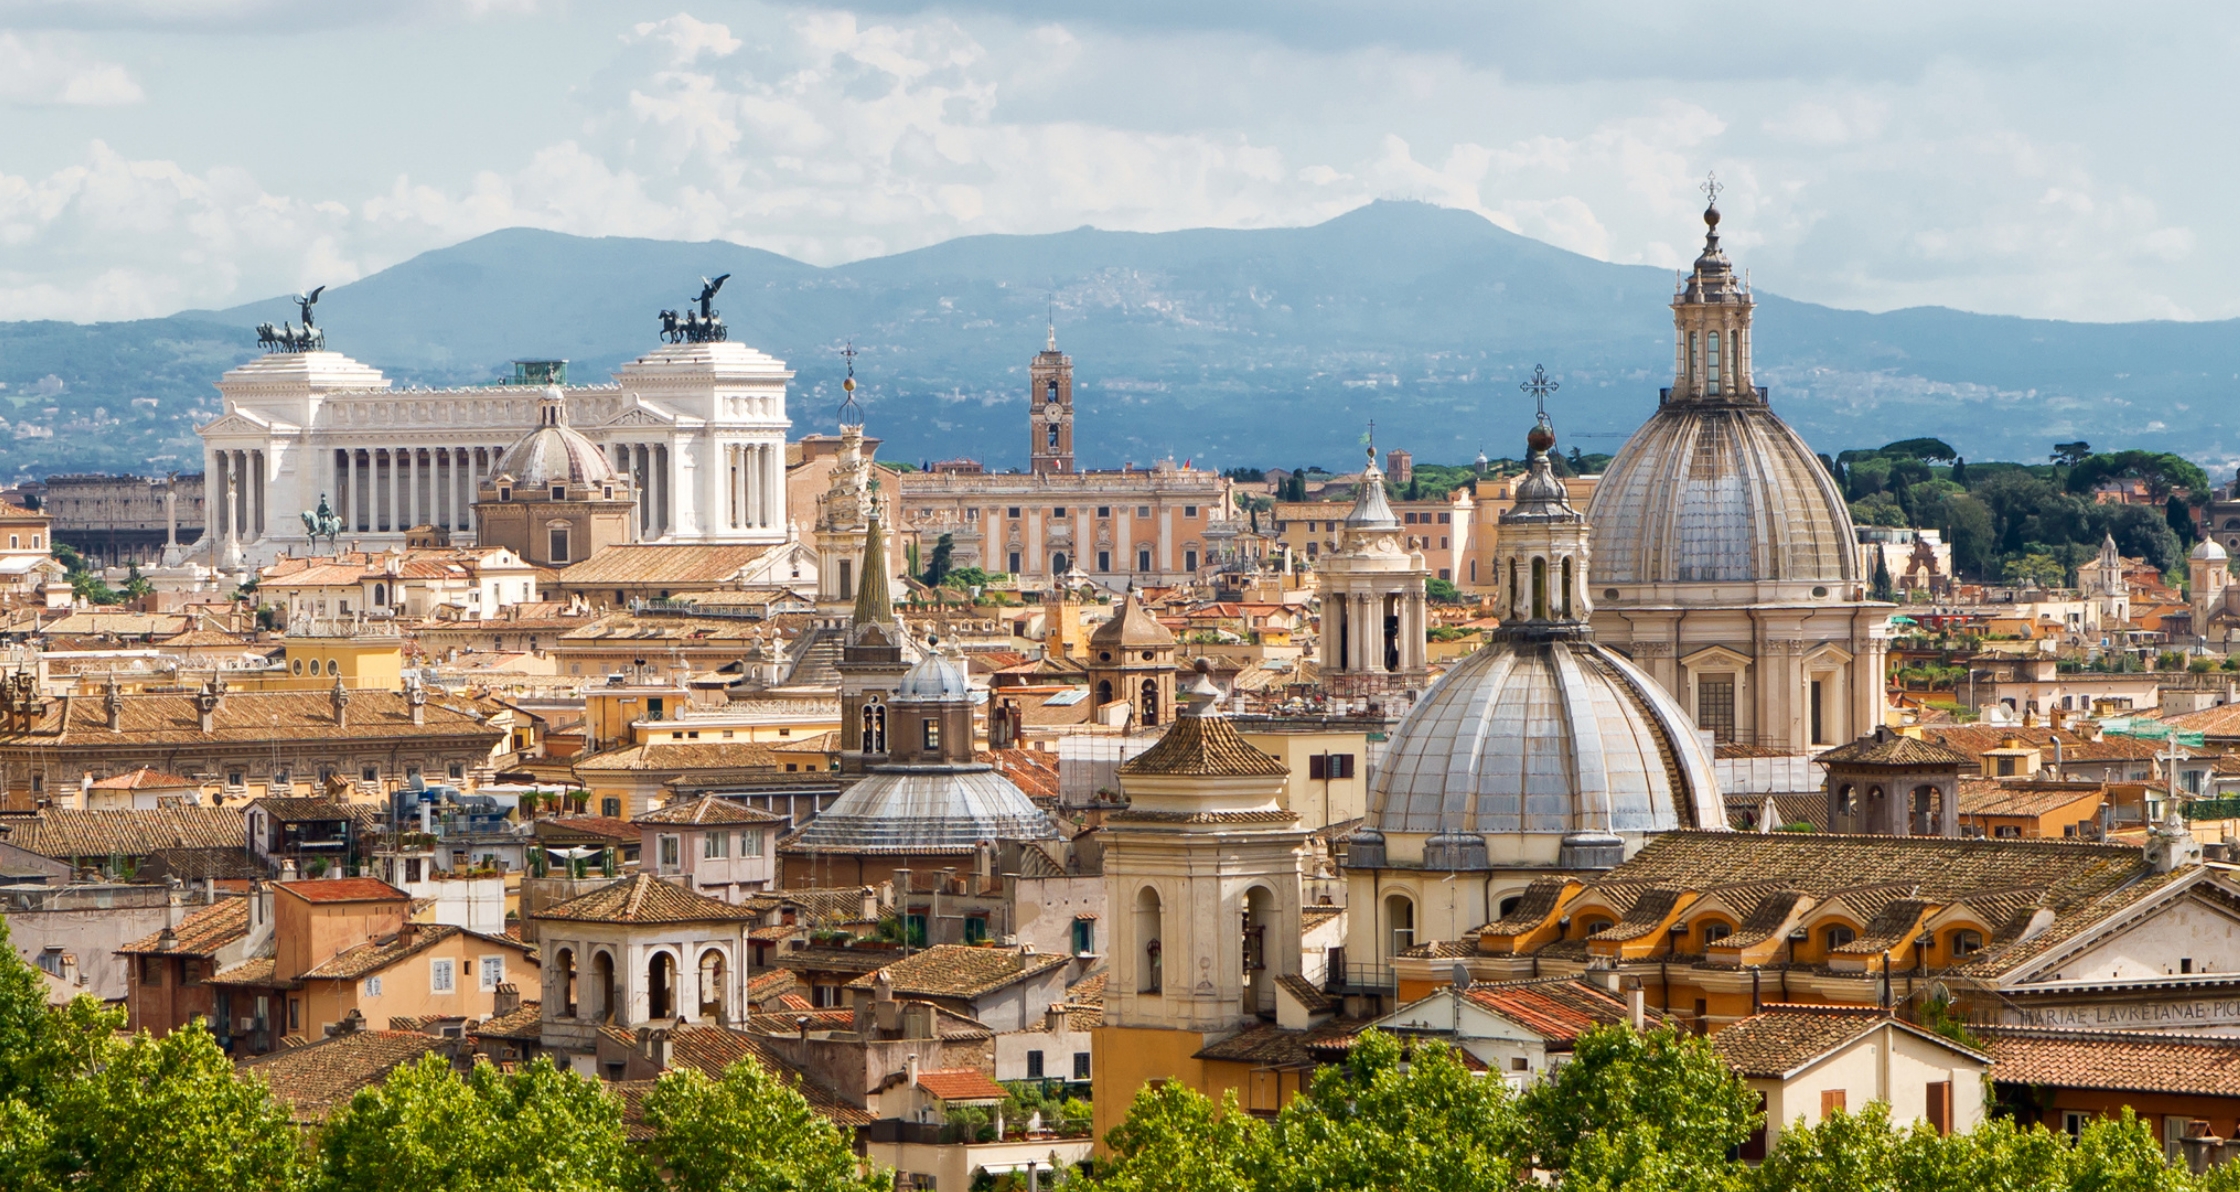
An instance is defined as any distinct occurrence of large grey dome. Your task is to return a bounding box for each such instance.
[493,387,621,490]
[1587,402,1856,586]
[1369,635,1722,837]
[789,766,1058,851]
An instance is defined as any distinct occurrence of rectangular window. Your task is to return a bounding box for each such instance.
[905,913,928,947]
[923,719,941,750]
[704,831,728,859]
[480,956,505,991]
[1926,1081,1953,1136]
[1183,505,1197,518]
[431,959,455,993]
[1007,507,1021,519]
[964,915,989,945]
[1439,512,1451,523]
[1307,754,1356,780]
[1073,1051,1091,1079]
[404,858,422,883]
[1052,507,1066,517]
[741,830,763,858]
[362,765,379,782]
[1026,1050,1044,1078]
[1137,506,1150,518]
[1696,676,1736,744]
[1096,506,1110,518]
[1137,549,1152,572]
[1008,552,1022,573]
[1184,549,1198,571]
[363,975,382,998]
[550,528,569,562]
[1820,1089,1846,1118]
[1072,918,1094,955]
[1810,679,1825,745]
[602,797,622,817]
[659,835,681,870]
[289,998,300,1031]
[1097,550,1111,572]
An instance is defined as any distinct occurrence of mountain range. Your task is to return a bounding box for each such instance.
[4,200,2239,481]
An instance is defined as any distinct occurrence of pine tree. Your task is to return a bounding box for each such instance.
[1873,549,1895,601]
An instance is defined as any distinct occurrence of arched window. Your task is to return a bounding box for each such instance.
[555,948,577,1017]
[861,701,887,753]
[1824,925,1857,951]
[1135,887,1163,993]
[1384,893,1415,958]
[647,951,675,1020]
[697,948,727,1023]
[373,583,387,607]
[1706,324,1721,391]
[592,950,617,1023]
[1052,552,1068,574]
[1838,784,1857,815]
[1560,557,1574,618]
[1531,557,1547,620]
[1096,680,1114,708]
[1048,423,1060,448]
[1140,678,1160,727]
[1047,380,1059,402]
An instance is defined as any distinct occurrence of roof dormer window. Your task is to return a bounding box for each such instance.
[552,484,566,501]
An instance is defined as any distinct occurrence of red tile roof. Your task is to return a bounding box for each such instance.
[915,1068,1008,1102]
[1462,977,1643,1044]
[277,878,409,904]
[1982,1027,2240,1097]
[88,767,201,790]
[119,897,249,956]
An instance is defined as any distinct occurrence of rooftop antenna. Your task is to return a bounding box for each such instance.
[1520,363,1560,427]
[838,340,862,427]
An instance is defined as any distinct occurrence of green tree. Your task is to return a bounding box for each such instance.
[2069,1109,2195,1192]
[2169,495,2198,548]
[2053,441,2094,467]
[43,1020,302,1192]
[315,1053,629,1192]
[1949,457,1969,487]
[1261,1031,1518,1192]
[1880,438,1959,463]
[1940,494,1997,579]
[1871,550,1895,601]
[0,916,119,1107]
[1513,1025,1758,1191]
[1426,577,1464,604]
[638,1057,887,1192]
[2065,450,2211,504]
[2000,554,2066,587]
[922,533,955,587]
[1098,1081,1268,1192]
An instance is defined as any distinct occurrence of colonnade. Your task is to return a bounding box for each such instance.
[720,441,782,533]
[330,446,509,535]
[210,449,265,544]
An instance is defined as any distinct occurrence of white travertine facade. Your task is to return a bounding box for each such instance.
[1587,201,1890,750]
[194,342,793,569]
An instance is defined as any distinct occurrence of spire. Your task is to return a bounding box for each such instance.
[1501,418,1582,526]
[838,340,863,428]
[1344,435,1399,531]
[1046,296,1057,352]
[851,509,895,630]
[1669,171,1755,403]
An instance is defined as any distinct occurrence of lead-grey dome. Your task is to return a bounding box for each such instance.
[493,387,621,490]
[1587,403,1857,586]
[896,652,971,701]
[1368,635,1723,837]
[789,766,1058,851]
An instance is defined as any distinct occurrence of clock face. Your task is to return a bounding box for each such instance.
[1045,402,1062,417]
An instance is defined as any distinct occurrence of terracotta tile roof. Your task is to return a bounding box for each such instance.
[0,806,244,859]
[536,816,641,843]
[573,742,780,774]
[552,543,780,586]
[1089,593,1176,649]
[1066,970,1106,1005]
[1487,877,1575,932]
[278,878,409,905]
[982,748,1061,799]
[1817,729,1973,768]
[0,689,500,748]
[2161,703,2240,738]
[119,897,249,956]
[1981,1027,2240,1097]
[1712,1005,1986,1079]
[536,873,762,925]
[1397,939,1480,960]
[658,1025,872,1125]
[240,1029,449,1121]
[916,1068,1007,1102]
[1302,905,1344,930]
[1462,977,1644,1043]
[88,767,201,790]
[299,924,530,982]
[1194,1018,1366,1067]
[1593,887,1690,944]
[206,957,278,987]
[1277,974,1335,1013]
[842,945,1072,1000]
[139,846,264,882]
[1118,713,1289,778]
[471,1000,543,1042]
[774,946,899,977]
[1957,780,2105,818]
[632,795,786,825]
[253,796,357,823]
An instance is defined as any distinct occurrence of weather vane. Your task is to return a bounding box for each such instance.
[1701,171,1722,207]
[1520,363,1560,425]
[838,340,862,426]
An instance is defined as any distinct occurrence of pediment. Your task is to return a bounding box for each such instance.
[197,411,275,437]
[2003,874,2240,989]
[600,404,679,429]
[1679,644,1754,671]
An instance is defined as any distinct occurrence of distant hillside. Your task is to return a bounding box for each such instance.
[2,201,2237,480]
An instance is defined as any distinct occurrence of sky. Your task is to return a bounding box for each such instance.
[1,0,2234,325]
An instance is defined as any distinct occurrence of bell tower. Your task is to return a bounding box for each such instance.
[1029,323,1074,475]
[1669,174,1757,404]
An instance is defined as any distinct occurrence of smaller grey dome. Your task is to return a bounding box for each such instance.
[895,652,970,701]
[789,766,1057,851]
[492,387,622,490]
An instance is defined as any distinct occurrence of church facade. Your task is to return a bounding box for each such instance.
[1586,198,1891,750]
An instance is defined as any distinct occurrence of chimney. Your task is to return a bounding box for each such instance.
[280,858,299,882]
[331,676,351,729]
[104,676,122,732]
[155,926,178,952]
[861,885,880,922]
[408,683,426,727]
[492,982,520,1016]
[195,681,219,736]
[1628,984,1646,1031]
[974,839,994,881]
[905,1052,920,1088]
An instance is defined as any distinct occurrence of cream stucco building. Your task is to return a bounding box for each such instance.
[1587,199,1890,750]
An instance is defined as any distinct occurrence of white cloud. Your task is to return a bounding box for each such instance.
[0,31,140,105]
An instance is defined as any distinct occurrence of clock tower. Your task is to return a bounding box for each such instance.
[1029,324,1074,475]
